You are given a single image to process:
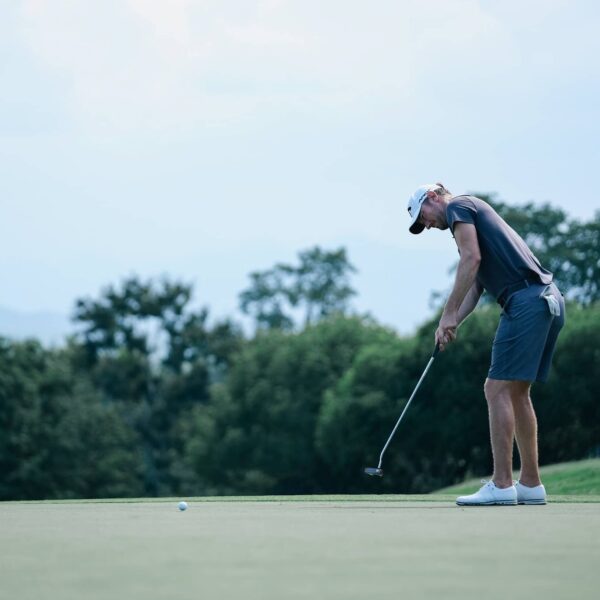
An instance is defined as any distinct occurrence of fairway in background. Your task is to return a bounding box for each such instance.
[433,458,600,496]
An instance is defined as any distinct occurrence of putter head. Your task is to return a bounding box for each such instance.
[364,467,383,477]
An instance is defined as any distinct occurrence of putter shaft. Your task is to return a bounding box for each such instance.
[374,344,439,470]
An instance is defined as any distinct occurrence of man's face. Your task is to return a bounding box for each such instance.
[418,195,448,231]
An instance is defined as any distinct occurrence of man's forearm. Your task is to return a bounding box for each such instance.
[436,222,481,351]
[443,256,481,319]
[456,281,483,325]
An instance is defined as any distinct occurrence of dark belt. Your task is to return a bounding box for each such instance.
[497,278,541,308]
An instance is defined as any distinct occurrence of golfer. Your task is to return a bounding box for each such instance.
[408,184,565,506]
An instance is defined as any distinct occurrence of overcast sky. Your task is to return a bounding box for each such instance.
[1,0,599,340]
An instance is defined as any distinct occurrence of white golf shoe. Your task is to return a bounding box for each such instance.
[515,481,547,505]
[456,480,517,506]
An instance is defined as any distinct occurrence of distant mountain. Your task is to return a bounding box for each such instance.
[0,306,73,347]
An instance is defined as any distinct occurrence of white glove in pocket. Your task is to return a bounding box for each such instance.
[542,289,561,317]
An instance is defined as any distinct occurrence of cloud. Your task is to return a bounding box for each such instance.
[15,0,600,135]
[127,0,195,47]
[17,0,317,132]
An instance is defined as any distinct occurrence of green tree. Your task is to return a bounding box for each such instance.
[559,216,600,305]
[238,270,295,331]
[74,276,193,363]
[176,316,394,495]
[315,311,496,493]
[317,303,600,493]
[239,246,357,330]
[535,303,600,461]
[0,339,144,500]
[72,276,244,496]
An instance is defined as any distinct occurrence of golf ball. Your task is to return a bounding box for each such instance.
[178,501,188,511]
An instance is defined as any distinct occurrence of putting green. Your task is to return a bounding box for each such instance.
[2,497,599,600]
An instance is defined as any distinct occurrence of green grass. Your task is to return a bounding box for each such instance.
[2,498,600,600]
[4,492,600,505]
[433,458,600,495]
[4,461,600,599]
[5,494,452,504]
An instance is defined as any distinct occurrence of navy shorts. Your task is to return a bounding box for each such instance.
[488,282,565,383]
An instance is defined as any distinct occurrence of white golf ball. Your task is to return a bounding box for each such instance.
[178,501,188,511]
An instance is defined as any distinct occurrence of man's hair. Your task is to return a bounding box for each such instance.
[434,182,452,196]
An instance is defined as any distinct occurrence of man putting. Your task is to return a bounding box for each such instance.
[408,184,565,506]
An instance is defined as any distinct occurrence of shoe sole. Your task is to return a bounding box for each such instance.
[517,499,547,505]
[456,500,517,506]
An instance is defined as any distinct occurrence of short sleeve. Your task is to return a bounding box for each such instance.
[446,197,477,233]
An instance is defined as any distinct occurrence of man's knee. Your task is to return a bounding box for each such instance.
[510,381,532,407]
[485,378,530,404]
[484,378,511,404]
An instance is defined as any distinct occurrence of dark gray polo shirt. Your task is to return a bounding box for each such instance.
[446,195,553,300]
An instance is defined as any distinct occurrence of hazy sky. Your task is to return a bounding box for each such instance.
[1,0,599,338]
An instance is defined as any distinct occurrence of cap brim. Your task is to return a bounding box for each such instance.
[409,221,425,235]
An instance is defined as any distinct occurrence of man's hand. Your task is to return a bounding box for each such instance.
[435,312,458,351]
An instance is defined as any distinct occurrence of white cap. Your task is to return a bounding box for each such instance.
[407,184,439,234]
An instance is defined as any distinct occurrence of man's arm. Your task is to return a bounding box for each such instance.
[457,280,484,326]
[435,222,481,350]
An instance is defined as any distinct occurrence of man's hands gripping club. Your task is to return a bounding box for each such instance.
[436,312,458,352]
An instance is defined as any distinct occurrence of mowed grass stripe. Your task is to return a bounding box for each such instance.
[3,493,600,505]
[2,494,456,505]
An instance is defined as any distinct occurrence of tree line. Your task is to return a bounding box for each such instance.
[1,199,598,499]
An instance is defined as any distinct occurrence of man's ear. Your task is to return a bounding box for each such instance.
[426,190,438,202]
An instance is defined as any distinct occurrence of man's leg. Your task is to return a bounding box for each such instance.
[456,378,519,505]
[484,378,516,488]
[511,381,542,487]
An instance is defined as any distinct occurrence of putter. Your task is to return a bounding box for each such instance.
[364,343,440,477]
